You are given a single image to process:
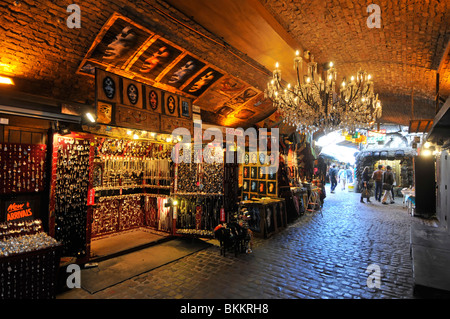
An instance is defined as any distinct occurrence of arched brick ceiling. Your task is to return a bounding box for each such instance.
[168,0,450,126]
[258,0,450,123]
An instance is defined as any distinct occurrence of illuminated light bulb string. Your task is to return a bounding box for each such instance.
[265,50,382,134]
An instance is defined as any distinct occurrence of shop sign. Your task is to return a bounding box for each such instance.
[87,188,95,206]
[3,200,35,222]
[367,129,386,142]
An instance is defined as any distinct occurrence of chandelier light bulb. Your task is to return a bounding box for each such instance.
[275,62,279,68]
[368,74,372,80]
[295,50,300,56]
[351,76,355,82]
[329,62,334,67]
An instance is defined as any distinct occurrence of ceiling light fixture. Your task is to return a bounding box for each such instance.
[266,51,382,134]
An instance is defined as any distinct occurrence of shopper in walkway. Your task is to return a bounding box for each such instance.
[391,171,396,200]
[338,166,347,190]
[346,164,354,184]
[360,166,372,203]
[382,166,395,205]
[371,164,384,202]
[329,164,338,193]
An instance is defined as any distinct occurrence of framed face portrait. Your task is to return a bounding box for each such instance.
[182,67,223,97]
[267,181,276,195]
[243,166,250,179]
[88,15,153,67]
[251,167,257,179]
[96,69,120,103]
[243,179,250,192]
[250,180,257,192]
[96,101,113,124]
[122,78,143,108]
[160,54,205,89]
[164,93,179,117]
[129,38,182,79]
[145,86,162,113]
[258,181,266,194]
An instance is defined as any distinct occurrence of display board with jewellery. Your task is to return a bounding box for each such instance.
[0,143,47,195]
[0,219,62,299]
[171,145,228,237]
[49,134,94,258]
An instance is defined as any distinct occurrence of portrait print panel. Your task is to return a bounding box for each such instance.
[88,15,153,68]
[129,38,182,79]
[160,54,205,89]
[182,67,223,97]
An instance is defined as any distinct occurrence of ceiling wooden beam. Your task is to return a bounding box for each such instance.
[247,0,303,52]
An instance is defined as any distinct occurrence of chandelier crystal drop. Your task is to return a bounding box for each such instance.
[265,50,382,134]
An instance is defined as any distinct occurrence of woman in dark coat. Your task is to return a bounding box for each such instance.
[360,166,372,203]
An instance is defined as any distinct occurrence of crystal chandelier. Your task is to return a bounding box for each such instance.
[265,50,382,134]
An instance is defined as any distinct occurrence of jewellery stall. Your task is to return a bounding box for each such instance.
[45,67,195,262]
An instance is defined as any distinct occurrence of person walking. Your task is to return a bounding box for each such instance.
[371,164,384,202]
[382,166,395,205]
[338,166,347,190]
[360,166,372,203]
[391,171,396,201]
[329,164,338,193]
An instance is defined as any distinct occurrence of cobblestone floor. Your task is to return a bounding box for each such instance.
[58,188,437,299]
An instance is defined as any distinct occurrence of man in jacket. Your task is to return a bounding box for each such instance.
[382,166,395,205]
[371,164,384,202]
[329,164,338,193]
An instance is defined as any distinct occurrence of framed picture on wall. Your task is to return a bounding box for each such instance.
[243,166,250,179]
[267,181,277,195]
[251,167,257,179]
[180,97,191,118]
[243,179,250,192]
[250,180,257,193]
[258,181,266,194]
[258,166,267,180]
[164,92,179,117]
[267,167,277,180]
